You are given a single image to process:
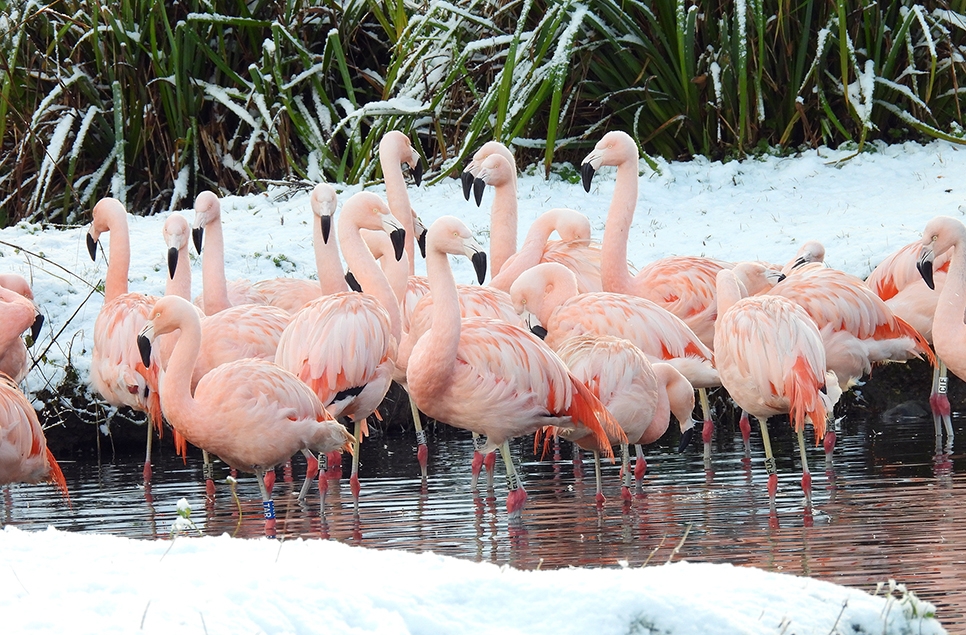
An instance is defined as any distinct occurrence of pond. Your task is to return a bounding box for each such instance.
[3,405,966,630]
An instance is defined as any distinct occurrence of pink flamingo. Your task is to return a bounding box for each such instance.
[0,273,45,375]
[713,268,836,505]
[461,140,517,207]
[580,131,722,456]
[0,286,43,384]
[137,295,353,533]
[406,215,622,519]
[86,197,162,484]
[916,216,966,449]
[782,240,827,275]
[508,262,713,444]
[554,334,695,503]
[380,130,423,277]
[190,191,269,314]
[868,240,952,449]
[0,373,69,502]
[275,191,405,505]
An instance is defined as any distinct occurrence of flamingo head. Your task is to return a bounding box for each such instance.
[472,154,514,207]
[580,131,638,192]
[919,216,965,290]
[426,216,487,284]
[163,214,190,280]
[191,191,222,253]
[139,296,198,368]
[413,214,428,258]
[88,197,127,261]
[311,183,338,243]
[340,191,406,261]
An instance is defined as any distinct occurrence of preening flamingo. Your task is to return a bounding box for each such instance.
[86,197,162,484]
[0,286,43,384]
[580,131,721,455]
[275,191,404,505]
[137,295,353,534]
[868,240,952,450]
[0,372,69,503]
[0,273,44,381]
[782,240,827,275]
[554,334,695,503]
[190,191,269,314]
[406,216,621,519]
[713,268,837,505]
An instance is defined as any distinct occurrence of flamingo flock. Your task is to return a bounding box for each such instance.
[2,129,960,530]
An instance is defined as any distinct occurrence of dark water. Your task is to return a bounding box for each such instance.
[4,410,966,629]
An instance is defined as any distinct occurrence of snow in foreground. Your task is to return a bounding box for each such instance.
[0,525,945,634]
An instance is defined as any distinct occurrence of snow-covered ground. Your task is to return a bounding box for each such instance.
[1,138,961,633]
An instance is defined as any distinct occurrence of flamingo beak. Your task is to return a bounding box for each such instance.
[320,214,332,244]
[461,170,475,201]
[580,162,596,193]
[192,227,204,254]
[86,233,98,261]
[417,228,427,259]
[918,247,935,290]
[473,178,486,207]
[777,273,787,283]
[345,270,362,292]
[30,313,43,343]
[167,247,179,279]
[410,160,423,186]
[471,250,487,284]
[531,324,548,340]
[677,427,695,452]
[137,324,155,369]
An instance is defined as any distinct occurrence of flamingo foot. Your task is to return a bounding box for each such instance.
[205,479,215,498]
[470,451,484,489]
[142,461,152,485]
[634,456,647,482]
[595,491,606,506]
[801,471,812,505]
[620,486,632,502]
[264,518,277,538]
[318,472,329,507]
[823,431,837,466]
[263,470,276,498]
[305,455,320,482]
[484,452,496,490]
[701,420,714,444]
[767,473,778,502]
[506,486,528,519]
[417,443,428,480]
[739,416,751,457]
[350,473,361,502]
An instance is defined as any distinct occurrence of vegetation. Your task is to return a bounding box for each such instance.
[3,0,966,224]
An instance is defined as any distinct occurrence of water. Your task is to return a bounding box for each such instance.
[4,410,966,629]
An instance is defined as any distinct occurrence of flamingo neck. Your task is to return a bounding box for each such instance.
[714,270,744,317]
[104,215,131,303]
[600,159,638,295]
[489,214,553,291]
[937,239,966,345]
[159,315,202,439]
[420,249,460,392]
[201,215,231,314]
[539,273,579,328]
[167,246,192,301]
[338,225,402,341]
[489,180,518,277]
[382,156,417,277]
[314,219,349,296]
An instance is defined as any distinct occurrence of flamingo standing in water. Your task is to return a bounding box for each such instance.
[713,268,836,505]
[0,373,69,502]
[580,131,722,455]
[868,240,952,450]
[86,197,162,484]
[554,334,695,503]
[137,295,353,534]
[191,191,269,314]
[406,215,621,519]
[275,191,405,506]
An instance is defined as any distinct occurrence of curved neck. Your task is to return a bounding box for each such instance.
[489,215,555,291]
[715,270,744,317]
[167,246,192,301]
[159,318,201,437]
[937,240,966,344]
[338,224,402,341]
[314,218,349,296]
[201,216,231,314]
[382,156,417,277]
[423,248,460,386]
[104,217,131,303]
[540,275,579,327]
[600,159,638,294]
[489,180,518,277]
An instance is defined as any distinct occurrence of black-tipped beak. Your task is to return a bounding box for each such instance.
[471,250,487,284]
[473,178,486,207]
[918,250,935,290]
[167,247,178,279]
[345,270,362,292]
[531,324,548,340]
[137,334,153,369]
[580,163,596,193]
[86,233,98,261]
[390,228,406,261]
[321,214,332,243]
[677,427,695,453]
[461,171,474,201]
[410,161,423,186]
[417,229,427,259]
[192,227,204,253]
[792,256,807,270]
[30,313,43,343]
[777,273,787,283]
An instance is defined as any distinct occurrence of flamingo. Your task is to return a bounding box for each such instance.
[713,268,837,505]
[275,191,405,505]
[86,197,162,484]
[0,372,69,501]
[406,215,622,519]
[554,334,695,503]
[916,216,966,449]
[0,272,45,378]
[190,191,269,314]
[782,240,827,275]
[508,262,713,445]
[0,286,43,384]
[380,130,423,277]
[136,295,353,534]
[868,240,953,450]
[461,140,517,207]
[580,131,723,456]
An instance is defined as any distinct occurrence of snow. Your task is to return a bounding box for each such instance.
[1,137,962,633]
